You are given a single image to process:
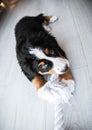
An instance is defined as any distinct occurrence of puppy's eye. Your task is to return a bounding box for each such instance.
[45,48,55,55]
[41,64,48,69]
[45,48,58,57]
[38,61,48,70]
[50,50,55,55]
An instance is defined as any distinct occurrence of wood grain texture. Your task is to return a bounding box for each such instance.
[0,0,92,130]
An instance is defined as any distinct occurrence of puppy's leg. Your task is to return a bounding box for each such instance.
[32,76,46,90]
[42,15,58,31]
[35,14,58,25]
[44,15,58,24]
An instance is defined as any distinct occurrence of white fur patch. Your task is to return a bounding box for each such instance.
[61,79,75,93]
[49,16,58,23]
[43,16,58,31]
[38,74,75,104]
[43,25,52,31]
[29,48,70,74]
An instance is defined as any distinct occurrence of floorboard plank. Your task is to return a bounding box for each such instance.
[0,0,92,130]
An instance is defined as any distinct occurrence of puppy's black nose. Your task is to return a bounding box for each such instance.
[62,64,69,73]
[65,64,69,71]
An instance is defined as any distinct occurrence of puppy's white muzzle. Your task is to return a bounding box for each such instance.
[53,58,70,74]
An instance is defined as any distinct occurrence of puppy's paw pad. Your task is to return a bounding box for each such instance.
[49,16,58,23]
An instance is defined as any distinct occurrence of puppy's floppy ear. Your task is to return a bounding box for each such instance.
[20,57,36,81]
[35,13,45,24]
[56,45,67,58]
[58,48,66,58]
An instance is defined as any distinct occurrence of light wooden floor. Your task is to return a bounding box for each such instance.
[0,0,92,130]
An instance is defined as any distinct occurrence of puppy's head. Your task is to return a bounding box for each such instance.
[29,47,70,75]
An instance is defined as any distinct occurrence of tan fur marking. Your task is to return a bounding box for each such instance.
[32,76,46,90]
[39,61,45,66]
[42,21,48,25]
[44,16,52,21]
[45,48,49,55]
[59,69,74,81]
[42,16,52,25]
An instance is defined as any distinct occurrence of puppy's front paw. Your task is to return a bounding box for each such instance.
[49,16,58,23]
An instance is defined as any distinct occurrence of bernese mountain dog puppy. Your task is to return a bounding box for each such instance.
[15,14,74,90]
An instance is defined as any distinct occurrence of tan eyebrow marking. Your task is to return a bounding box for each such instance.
[38,61,45,66]
[45,48,49,55]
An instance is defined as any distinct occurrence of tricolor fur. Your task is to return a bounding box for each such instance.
[15,14,74,89]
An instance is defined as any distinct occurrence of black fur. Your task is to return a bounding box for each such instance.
[15,14,66,82]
